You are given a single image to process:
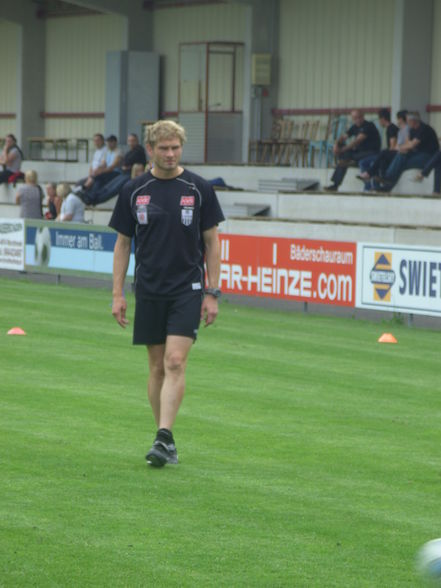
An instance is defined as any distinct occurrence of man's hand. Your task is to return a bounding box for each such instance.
[112,295,129,328]
[201,295,218,327]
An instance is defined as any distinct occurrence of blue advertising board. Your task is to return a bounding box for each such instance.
[25,220,135,277]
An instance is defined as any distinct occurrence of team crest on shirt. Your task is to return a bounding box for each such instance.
[180,195,194,226]
[136,195,151,224]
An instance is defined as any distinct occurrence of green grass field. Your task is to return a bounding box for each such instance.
[1,276,440,587]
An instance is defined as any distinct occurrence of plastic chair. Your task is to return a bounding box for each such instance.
[308,114,348,167]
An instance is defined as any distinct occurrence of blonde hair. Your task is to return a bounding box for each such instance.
[25,170,38,184]
[145,120,187,147]
[56,182,71,199]
[131,163,145,178]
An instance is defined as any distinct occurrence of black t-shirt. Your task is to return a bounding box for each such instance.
[347,120,381,152]
[122,145,147,171]
[109,169,225,298]
[386,123,399,148]
[409,122,439,154]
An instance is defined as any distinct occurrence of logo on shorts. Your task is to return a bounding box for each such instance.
[180,196,195,206]
[136,195,151,205]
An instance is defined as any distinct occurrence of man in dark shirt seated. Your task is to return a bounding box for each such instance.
[324,109,381,191]
[357,109,399,190]
[377,112,439,191]
[82,133,147,206]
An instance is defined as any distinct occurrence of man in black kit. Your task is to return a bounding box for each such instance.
[109,120,225,467]
[324,109,381,191]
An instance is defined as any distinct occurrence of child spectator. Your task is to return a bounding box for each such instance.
[15,170,43,219]
[44,182,62,220]
[0,134,23,184]
[57,182,85,223]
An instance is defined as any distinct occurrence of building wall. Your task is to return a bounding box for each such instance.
[278,0,395,110]
[0,19,18,138]
[152,3,249,114]
[45,14,126,139]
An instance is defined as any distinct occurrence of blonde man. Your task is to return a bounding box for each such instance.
[110,120,225,467]
[56,182,85,223]
[15,170,42,219]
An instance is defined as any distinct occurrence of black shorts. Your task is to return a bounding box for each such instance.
[133,292,203,346]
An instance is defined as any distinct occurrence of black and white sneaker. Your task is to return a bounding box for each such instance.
[146,441,178,467]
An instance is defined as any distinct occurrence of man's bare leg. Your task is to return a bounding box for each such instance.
[147,344,165,427]
[159,335,194,431]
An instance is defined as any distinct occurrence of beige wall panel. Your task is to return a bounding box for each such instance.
[278,0,394,109]
[45,118,104,140]
[153,4,248,113]
[0,19,19,121]
[45,14,125,137]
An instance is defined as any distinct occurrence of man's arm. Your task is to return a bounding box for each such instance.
[112,232,132,327]
[399,138,419,153]
[340,133,366,153]
[201,226,221,327]
[95,153,123,176]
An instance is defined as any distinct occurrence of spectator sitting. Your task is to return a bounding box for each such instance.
[79,134,124,205]
[376,111,439,191]
[56,182,85,223]
[324,110,381,191]
[131,162,146,178]
[44,182,62,220]
[0,134,23,184]
[15,170,43,219]
[75,133,107,191]
[80,133,146,206]
[357,109,400,190]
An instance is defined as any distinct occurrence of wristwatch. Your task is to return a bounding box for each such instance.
[205,287,222,298]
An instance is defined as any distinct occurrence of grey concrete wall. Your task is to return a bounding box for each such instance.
[392,0,433,119]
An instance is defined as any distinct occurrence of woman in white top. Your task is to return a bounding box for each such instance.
[56,182,85,223]
[15,170,43,219]
[0,134,23,184]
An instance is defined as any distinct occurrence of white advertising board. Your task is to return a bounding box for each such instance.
[0,218,25,271]
[356,242,441,317]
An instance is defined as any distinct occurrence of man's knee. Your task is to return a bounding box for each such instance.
[164,351,187,374]
[150,361,165,379]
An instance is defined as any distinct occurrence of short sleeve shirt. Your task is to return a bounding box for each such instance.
[91,146,107,170]
[347,120,381,152]
[109,169,225,299]
[61,193,85,222]
[386,123,399,148]
[409,122,439,154]
[106,148,122,167]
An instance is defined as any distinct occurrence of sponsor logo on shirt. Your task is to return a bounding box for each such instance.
[180,196,195,207]
[136,195,151,205]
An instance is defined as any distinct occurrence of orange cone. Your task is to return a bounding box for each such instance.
[7,327,26,336]
[378,333,397,344]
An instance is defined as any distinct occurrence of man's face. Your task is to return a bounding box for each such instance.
[352,112,364,126]
[107,139,117,151]
[147,137,183,172]
[127,135,138,150]
[407,118,419,130]
[93,135,104,148]
[379,117,389,128]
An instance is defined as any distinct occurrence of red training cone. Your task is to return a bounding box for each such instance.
[7,327,26,336]
[378,333,397,344]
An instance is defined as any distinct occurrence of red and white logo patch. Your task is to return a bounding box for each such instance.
[180,196,195,207]
[136,195,151,205]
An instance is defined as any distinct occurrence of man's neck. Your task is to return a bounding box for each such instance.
[151,165,184,180]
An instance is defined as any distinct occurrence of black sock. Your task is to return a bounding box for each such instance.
[156,428,174,444]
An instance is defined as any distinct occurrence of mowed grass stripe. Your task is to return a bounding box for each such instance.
[1,277,440,587]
